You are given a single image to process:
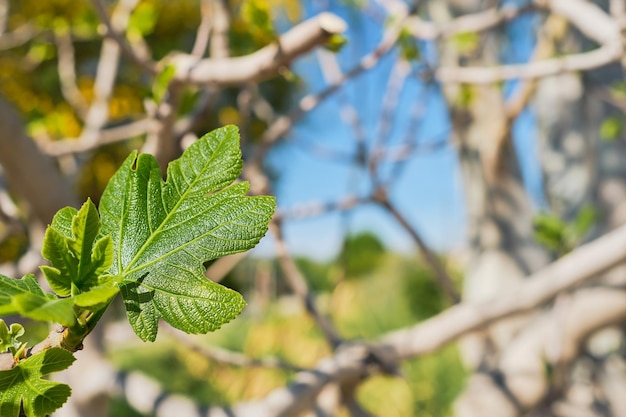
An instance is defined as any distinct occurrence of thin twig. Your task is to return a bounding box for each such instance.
[274,195,365,222]
[39,119,150,156]
[208,0,230,59]
[54,29,88,118]
[369,58,412,179]
[91,0,158,75]
[163,326,305,372]
[259,13,407,149]
[434,0,621,83]
[82,0,142,146]
[372,188,461,304]
[244,11,408,195]
[271,221,343,349]
[316,48,368,155]
[190,0,213,58]
[0,23,36,50]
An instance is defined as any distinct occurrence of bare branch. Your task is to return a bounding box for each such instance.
[39,119,150,156]
[372,188,461,304]
[378,223,626,361]
[170,13,347,86]
[54,29,88,118]
[406,3,535,40]
[0,23,36,50]
[83,0,141,144]
[91,0,158,75]
[164,326,304,372]
[0,0,7,35]
[436,44,621,83]
[271,222,343,348]
[190,0,213,58]
[244,12,407,195]
[434,0,622,83]
[208,0,230,59]
[454,286,626,417]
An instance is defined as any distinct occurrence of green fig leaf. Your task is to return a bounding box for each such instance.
[99,125,275,341]
[0,348,75,417]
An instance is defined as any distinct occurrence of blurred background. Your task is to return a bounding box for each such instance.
[2,0,626,416]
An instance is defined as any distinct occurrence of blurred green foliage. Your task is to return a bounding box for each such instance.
[324,33,349,53]
[0,0,303,215]
[600,116,624,141]
[0,230,29,263]
[340,231,386,279]
[109,246,465,417]
[533,205,597,256]
[398,28,421,61]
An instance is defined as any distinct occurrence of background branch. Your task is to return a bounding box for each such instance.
[170,12,347,86]
[378,223,626,360]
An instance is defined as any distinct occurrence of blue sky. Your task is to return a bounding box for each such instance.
[254,0,540,260]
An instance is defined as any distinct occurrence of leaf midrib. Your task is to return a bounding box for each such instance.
[122,138,228,275]
[122,278,221,302]
[124,199,260,276]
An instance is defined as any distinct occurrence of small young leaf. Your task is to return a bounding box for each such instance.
[572,205,597,237]
[0,275,51,316]
[0,320,24,356]
[40,228,75,297]
[99,125,275,341]
[41,199,113,296]
[600,116,622,141]
[241,1,276,45]
[397,29,421,61]
[0,348,75,417]
[68,198,102,286]
[324,34,348,53]
[50,206,77,238]
[152,64,176,103]
[128,2,158,38]
[0,275,76,327]
[72,280,121,308]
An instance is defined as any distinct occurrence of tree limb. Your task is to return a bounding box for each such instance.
[91,0,158,75]
[169,13,346,86]
[454,286,626,417]
[378,222,626,361]
[434,0,622,83]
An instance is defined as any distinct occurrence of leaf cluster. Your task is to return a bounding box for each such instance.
[0,126,275,416]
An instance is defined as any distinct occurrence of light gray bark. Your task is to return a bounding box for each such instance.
[451,1,626,415]
[432,0,549,370]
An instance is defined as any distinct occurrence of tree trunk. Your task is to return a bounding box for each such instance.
[431,0,549,365]
[0,95,78,224]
